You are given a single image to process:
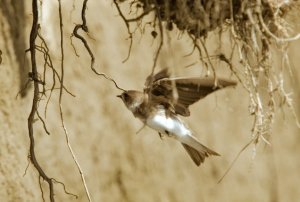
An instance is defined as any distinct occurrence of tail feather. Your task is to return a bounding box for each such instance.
[180,135,220,166]
[182,143,204,166]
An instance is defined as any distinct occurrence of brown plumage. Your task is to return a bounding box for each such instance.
[118,68,237,166]
[145,68,237,116]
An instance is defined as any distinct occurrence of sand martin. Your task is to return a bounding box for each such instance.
[117,68,236,166]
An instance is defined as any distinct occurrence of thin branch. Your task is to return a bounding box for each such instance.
[28,0,54,201]
[72,0,125,92]
[113,0,133,63]
[126,7,155,22]
[34,44,75,97]
[186,33,209,73]
[185,33,203,58]
[199,38,217,83]
[219,53,250,92]
[218,138,254,183]
[57,1,92,201]
[35,29,76,122]
[135,124,146,135]
[113,1,155,63]
[70,34,80,57]
[23,156,31,177]
[92,71,126,91]
[150,1,163,77]
[0,49,2,64]
[38,176,45,202]
[72,0,95,69]
[72,24,95,68]
[52,178,78,199]
[36,109,50,135]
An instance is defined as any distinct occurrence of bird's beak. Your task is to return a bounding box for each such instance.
[117,94,122,99]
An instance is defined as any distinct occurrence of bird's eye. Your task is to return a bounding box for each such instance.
[123,93,129,101]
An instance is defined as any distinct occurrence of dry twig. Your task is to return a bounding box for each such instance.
[72,0,125,92]
[57,0,92,201]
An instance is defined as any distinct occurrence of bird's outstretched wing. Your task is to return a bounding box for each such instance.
[145,68,237,116]
[144,68,170,88]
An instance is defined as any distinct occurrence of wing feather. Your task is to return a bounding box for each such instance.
[145,69,237,116]
[144,68,170,87]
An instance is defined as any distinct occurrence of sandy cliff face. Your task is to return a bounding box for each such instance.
[0,1,38,201]
[1,1,300,201]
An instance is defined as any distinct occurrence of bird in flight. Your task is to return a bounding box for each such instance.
[117,68,237,166]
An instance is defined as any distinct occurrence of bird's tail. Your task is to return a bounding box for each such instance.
[180,135,220,166]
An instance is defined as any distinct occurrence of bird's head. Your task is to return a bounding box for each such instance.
[117,90,144,112]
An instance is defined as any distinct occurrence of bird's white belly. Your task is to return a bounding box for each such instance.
[146,113,190,137]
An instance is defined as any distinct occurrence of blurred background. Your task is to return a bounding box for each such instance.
[0,0,299,201]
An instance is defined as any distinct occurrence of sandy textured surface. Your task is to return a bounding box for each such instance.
[1,1,300,201]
